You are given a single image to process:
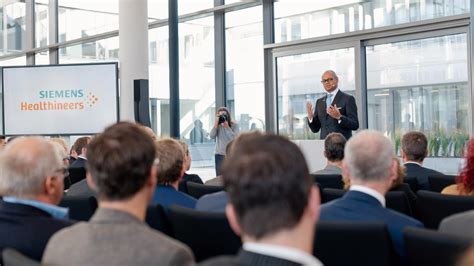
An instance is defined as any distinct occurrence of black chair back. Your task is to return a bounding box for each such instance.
[186,182,224,199]
[2,248,40,266]
[404,227,473,266]
[67,167,87,187]
[145,204,172,236]
[167,206,241,262]
[404,176,421,192]
[314,221,399,266]
[312,174,344,190]
[415,190,474,229]
[386,191,413,217]
[428,175,456,192]
[59,196,97,221]
[322,189,413,216]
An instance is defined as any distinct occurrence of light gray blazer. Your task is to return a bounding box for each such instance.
[439,210,474,240]
[312,164,342,175]
[42,208,195,266]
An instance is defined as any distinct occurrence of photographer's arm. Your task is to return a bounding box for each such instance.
[210,115,219,139]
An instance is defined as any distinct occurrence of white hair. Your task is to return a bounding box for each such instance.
[344,130,394,182]
[0,137,63,197]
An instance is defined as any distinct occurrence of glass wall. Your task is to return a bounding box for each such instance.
[274,0,470,43]
[0,1,26,55]
[226,6,264,132]
[36,0,49,48]
[179,0,214,15]
[367,34,469,157]
[179,16,215,170]
[276,48,355,140]
[58,36,119,64]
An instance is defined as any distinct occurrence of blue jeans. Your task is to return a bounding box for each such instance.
[215,154,225,176]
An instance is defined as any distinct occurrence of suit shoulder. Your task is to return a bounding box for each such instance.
[385,208,423,227]
[200,255,237,266]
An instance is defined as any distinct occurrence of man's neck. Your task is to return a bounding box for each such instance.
[351,181,388,196]
[98,193,147,221]
[327,160,342,168]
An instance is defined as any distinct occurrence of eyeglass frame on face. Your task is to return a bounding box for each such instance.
[321,77,335,84]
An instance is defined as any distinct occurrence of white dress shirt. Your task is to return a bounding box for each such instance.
[243,242,323,266]
[350,185,386,207]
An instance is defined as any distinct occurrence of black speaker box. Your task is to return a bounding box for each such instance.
[134,79,151,127]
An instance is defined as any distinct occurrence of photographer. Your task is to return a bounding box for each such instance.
[209,107,239,175]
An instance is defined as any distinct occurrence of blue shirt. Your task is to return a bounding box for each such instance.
[151,185,197,209]
[3,196,68,219]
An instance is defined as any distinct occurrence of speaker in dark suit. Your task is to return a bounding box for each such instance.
[306,70,359,139]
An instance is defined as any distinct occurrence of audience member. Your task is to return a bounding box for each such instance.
[177,140,204,193]
[151,138,197,209]
[69,137,91,169]
[142,125,157,141]
[402,131,443,190]
[68,144,77,165]
[0,137,73,261]
[50,139,70,167]
[201,133,322,266]
[439,210,474,240]
[195,191,228,212]
[320,130,423,259]
[0,135,6,149]
[312,132,346,175]
[42,122,194,265]
[389,158,418,208]
[442,139,474,196]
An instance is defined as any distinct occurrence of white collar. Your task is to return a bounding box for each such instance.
[243,242,323,266]
[78,155,87,160]
[403,161,422,167]
[327,88,339,97]
[350,185,386,207]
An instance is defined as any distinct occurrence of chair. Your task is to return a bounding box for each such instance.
[2,248,40,266]
[386,191,413,217]
[404,176,421,192]
[321,188,345,203]
[322,189,413,216]
[428,175,456,192]
[59,196,97,221]
[167,205,241,262]
[145,204,172,236]
[314,221,399,266]
[67,167,87,187]
[186,182,224,199]
[404,227,473,266]
[312,174,344,190]
[415,190,474,229]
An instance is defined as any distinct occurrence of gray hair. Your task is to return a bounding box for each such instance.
[344,130,394,182]
[0,137,63,197]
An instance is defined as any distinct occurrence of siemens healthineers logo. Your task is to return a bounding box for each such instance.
[20,89,99,111]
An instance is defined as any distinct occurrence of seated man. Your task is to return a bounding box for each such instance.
[152,138,197,209]
[42,122,194,265]
[320,130,423,259]
[312,132,346,175]
[402,131,444,190]
[69,136,91,169]
[439,210,474,240]
[201,133,322,266]
[0,137,73,261]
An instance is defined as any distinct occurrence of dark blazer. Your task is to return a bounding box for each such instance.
[200,249,303,266]
[152,185,197,209]
[308,90,359,139]
[195,191,228,212]
[404,163,444,190]
[390,183,417,210]
[69,157,87,169]
[0,201,74,261]
[320,190,423,259]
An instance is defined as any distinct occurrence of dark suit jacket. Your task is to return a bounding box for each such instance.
[320,190,423,259]
[195,191,228,212]
[0,201,74,261]
[152,185,197,209]
[308,90,359,139]
[200,249,303,266]
[178,173,204,193]
[390,183,417,211]
[69,157,87,169]
[404,162,444,190]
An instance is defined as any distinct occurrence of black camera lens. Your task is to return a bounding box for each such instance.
[218,114,228,124]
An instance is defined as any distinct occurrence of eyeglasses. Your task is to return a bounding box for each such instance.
[321,78,334,83]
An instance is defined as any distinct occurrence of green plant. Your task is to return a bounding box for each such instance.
[428,133,440,157]
[439,131,450,157]
[393,133,401,156]
[453,132,469,157]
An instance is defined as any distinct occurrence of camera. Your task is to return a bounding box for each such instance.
[218,114,229,124]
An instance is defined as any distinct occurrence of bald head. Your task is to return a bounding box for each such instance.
[0,137,63,198]
[344,130,395,183]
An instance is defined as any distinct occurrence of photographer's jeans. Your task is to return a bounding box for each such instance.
[215,154,225,176]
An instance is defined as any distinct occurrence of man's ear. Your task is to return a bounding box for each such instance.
[86,172,98,191]
[44,175,62,204]
[323,150,328,159]
[225,204,242,236]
